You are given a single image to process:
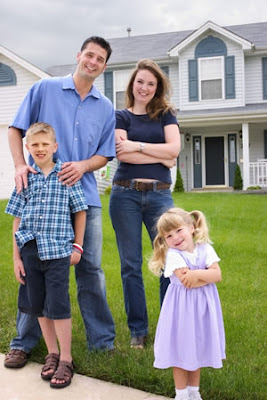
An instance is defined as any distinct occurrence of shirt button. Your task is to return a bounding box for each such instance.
[40,216,43,219]
[76,121,79,125]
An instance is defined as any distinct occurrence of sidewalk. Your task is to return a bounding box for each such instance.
[0,354,171,400]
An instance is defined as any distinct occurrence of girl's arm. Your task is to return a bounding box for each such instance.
[180,263,222,289]
[115,124,180,164]
[13,217,26,285]
[70,210,86,266]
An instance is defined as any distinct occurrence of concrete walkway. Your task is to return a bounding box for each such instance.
[0,354,171,400]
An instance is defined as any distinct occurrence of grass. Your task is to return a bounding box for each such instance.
[0,193,266,399]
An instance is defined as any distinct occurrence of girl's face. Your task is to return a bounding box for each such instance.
[164,224,195,253]
[132,69,157,106]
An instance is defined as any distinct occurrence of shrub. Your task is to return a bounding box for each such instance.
[104,186,111,195]
[233,164,243,190]
[174,168,184,192]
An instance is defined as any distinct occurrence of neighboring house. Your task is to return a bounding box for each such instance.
[48,20,267,191]
[1,21,267,199]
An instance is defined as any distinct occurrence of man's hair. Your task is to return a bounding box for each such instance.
[80,36,112,63]
[26,122,56,143]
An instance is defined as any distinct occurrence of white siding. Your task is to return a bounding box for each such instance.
[245,56,267,104]
[179,33,245,111]
[0,55,46,199]
[0,55,42,124]
[169,63,179,109]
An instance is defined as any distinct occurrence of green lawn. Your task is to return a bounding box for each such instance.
[0,193,266,400]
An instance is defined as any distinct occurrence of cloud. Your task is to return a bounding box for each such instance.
[1,0,266,69]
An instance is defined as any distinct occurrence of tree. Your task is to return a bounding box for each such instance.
[233,164,243,190]
[174,168,184,192]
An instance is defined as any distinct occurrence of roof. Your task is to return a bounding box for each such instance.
[46,21,267,75]
[0,45,50,78]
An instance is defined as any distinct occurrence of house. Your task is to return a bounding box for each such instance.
[48,21,267,191]
[0,45,50,199]
[1,21,267,199]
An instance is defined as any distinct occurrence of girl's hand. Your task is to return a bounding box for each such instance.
[14,258,26,285]
[180,270,200,288]
[70,251,81,266]
[174,267,189,281]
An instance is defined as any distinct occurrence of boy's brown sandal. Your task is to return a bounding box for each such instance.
[4,349,29,368]
[50,360,74,389]
[41,353,60,380]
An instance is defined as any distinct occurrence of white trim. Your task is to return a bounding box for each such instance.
[168,21,253,57]
[0,45,50,79]
[242,123,250,189]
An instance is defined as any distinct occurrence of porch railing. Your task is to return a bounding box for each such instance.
[249,159,267,187]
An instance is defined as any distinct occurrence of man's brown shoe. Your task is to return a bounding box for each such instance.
[4,349,29,368]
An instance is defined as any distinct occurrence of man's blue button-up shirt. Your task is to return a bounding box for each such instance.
[10,75,116,206]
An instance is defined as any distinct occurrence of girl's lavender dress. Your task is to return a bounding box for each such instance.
[154,243,226,371]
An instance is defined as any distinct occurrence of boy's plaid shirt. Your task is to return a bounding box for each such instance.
[6,159,88,260]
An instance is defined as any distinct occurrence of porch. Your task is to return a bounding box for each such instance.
[249,159,267,187]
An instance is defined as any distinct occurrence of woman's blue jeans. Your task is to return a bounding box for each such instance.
[109,184,173,337]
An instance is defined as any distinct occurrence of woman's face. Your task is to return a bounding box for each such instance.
[132,69,158,106]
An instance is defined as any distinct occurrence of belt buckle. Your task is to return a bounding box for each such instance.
[135,181,142,191]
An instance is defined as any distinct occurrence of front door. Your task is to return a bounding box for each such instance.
[205,137,225,185]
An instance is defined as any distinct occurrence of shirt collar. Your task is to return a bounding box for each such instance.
[62,74,100,99]
[33,159,62,175]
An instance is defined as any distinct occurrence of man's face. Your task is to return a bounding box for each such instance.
[76,42,107,81]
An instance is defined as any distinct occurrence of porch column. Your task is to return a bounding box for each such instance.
[242,123,249,189]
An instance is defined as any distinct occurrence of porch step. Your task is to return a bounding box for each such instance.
[190,187,233,193]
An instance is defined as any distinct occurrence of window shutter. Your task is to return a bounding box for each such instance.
[161,66,169,76]
[264,130,267,158]
[263,58,267,100]
[188,60,198,101]
[225,56,235,99]
[0,63,17,86]
[104,71,113,103]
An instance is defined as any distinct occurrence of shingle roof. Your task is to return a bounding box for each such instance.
[46,21,267,75]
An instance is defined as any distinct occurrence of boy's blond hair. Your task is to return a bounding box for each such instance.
[149,207,212,276]
[25,122,56,143]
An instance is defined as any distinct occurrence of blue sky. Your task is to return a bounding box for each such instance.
[1,0,266,69]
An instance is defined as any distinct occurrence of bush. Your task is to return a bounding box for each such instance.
[104,186,111,195]
[233,164,243,190]
[173,168,184,192]
[247,186,261,190]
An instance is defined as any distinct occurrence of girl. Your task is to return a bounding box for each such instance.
[109,59,180,348]
[149,208,225,400]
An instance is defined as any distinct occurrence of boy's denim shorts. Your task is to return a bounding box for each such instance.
[18,240,71,319]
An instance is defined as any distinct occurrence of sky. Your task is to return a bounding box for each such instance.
[1,0,267,70]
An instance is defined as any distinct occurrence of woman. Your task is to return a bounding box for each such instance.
[109,59,181,348]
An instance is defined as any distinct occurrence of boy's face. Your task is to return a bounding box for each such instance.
[26,132,58,168]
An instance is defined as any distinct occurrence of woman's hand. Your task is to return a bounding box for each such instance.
[161,158,176,168]
[116,136,139,155]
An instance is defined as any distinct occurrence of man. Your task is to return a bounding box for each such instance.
[5,36,116,369]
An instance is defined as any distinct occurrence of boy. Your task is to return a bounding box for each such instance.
[5,122,87,389]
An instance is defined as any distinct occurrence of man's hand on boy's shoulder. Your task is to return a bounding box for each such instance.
[15,164,37,194]
[58,161,86,187]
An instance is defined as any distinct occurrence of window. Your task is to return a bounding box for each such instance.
[114,70,132,109]
[0,63,17,86]
[199,57,224,100]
